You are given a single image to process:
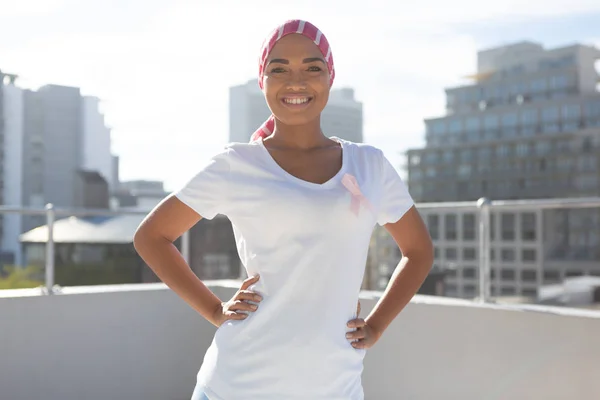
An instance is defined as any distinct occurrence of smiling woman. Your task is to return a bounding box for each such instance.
[133,19,433,400]
[262,37,330,125]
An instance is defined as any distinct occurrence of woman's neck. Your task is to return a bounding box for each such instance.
[268,117,332,150]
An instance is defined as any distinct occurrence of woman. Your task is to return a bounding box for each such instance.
[134,19,433,400]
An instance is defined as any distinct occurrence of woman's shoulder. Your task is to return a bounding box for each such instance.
[203,141,265,173]
[207,141,262,160]
[335,137,384,165]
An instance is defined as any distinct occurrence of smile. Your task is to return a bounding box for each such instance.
[281,96,313,107]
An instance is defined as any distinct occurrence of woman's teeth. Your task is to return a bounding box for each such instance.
[283,97,310,104]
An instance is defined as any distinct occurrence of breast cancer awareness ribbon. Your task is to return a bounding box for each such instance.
[341,173,374,217]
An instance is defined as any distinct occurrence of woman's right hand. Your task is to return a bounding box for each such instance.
[212,274,263,327]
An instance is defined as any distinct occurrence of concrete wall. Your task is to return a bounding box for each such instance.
[1,283,599,400]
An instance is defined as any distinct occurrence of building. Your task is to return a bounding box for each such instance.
[1,72,25,266]
[229,79,363,143]
[113,180,169,210]
[405,41,600,299]
[82,96,113,189]
[19,213,240,284]
[0,73,116,265]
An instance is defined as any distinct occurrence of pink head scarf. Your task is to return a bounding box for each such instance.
[249,20,335,142]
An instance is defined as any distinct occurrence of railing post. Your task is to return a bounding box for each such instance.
[477,198,492,303]
[45,203,55,295]
[181,230,190,265]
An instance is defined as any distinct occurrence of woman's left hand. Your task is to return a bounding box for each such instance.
[346,317,382,350]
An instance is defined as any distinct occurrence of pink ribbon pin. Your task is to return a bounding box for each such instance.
[341,173,374,216]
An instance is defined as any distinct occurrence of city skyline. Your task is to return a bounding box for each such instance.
[1,1,600,191]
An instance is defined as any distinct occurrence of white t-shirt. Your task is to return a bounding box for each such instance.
[175,137,414,400]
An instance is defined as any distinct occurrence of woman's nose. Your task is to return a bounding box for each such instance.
[285,71,307,91]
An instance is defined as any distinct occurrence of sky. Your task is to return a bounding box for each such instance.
[1,0,600,191]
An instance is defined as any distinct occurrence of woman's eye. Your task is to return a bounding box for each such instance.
[308,66,322,72]
[270,67,286,73]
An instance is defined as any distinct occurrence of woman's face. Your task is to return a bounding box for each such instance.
[262,34,330,127]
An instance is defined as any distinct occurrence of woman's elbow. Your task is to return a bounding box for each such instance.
[133,224,150,253]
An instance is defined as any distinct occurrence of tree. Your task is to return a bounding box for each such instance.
[0,265,44,290]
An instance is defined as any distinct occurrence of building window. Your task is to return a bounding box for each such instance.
[521,213,536,241]
[478,147,491,161]
[463,267,477,279]
[463,248,476,260]
[584,101,600,117]
[562,104,581,119]
[443,150,454,163]
[530,78,547,93]
[464,284,477,297]
[516,143,529,157]
[203,253,232,279]
[501,287,516,296]
[460,149,473,163]
[521,109,538,126]
[496,144,510,157]
[410,169,423,180]
[484,115,499,131]
[535,141,551,155]
[550,75,569,89]
[501,112,518,136]
[542,106,559,122]
[463,214,476,240]
[457,165,471,177]
[445,248,457,260]
[448,119,462,134]
[466,117,479,132]
[427,215,439,240]
[501,269,515,281]
[543,270,561,282]
[430,120,446,135]
[501,249,516,262]
[501,213,515,240]
[445,215,457,240]
[522,249,537,262]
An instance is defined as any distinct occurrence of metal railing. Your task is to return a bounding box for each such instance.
[415,196,600,303]
[0,204,190,295]
[1,196,600,302]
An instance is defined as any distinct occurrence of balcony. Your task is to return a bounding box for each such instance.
[1,198,600,398]
[1,282,599,399]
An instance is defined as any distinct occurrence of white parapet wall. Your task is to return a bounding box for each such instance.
[1,282,599,400]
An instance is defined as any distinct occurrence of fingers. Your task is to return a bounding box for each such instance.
[240,274,260,290]
[346,328,366,341]
[225,311,248,320]
[229,300,258,312]
[356,300,361,317]
[236,290,263,303]
[347,318,366,329]
[346,318,369,348]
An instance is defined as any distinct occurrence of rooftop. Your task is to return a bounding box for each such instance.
[1,281,599,399]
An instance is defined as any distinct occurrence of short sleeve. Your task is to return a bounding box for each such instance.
[377,150,415,226]
[174,149,231,220]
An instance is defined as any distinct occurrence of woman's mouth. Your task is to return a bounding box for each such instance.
[281,96,313,108]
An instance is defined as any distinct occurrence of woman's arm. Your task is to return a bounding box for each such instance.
[133,195,223,324]
[347,206,433,348]
[133,195,261,327]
